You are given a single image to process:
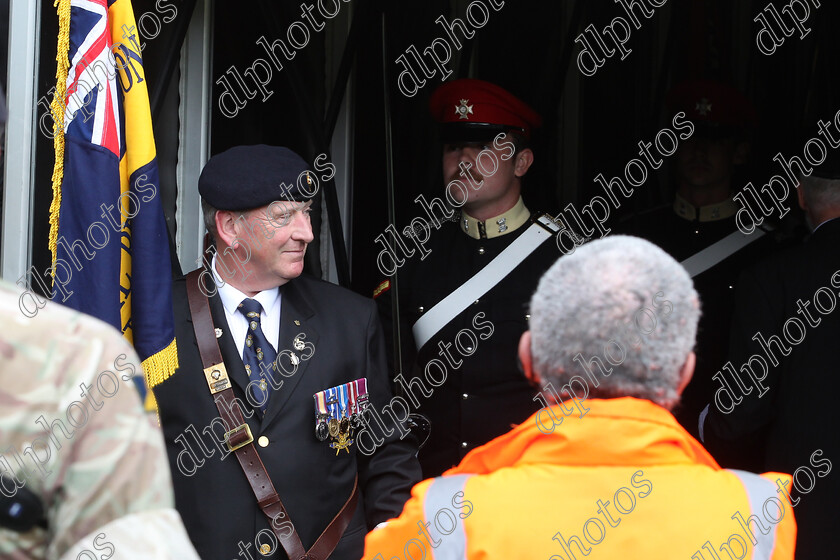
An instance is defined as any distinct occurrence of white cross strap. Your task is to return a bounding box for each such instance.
[412,215,561,351]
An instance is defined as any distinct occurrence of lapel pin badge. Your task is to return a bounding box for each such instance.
[293,337,305,351]
[294,320,301,326]
[214,328,223,338]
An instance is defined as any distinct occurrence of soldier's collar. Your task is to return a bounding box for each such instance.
[673,193,737,223]
[460,197,530,239]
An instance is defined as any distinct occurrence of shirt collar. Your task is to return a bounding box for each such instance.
[673,193,738,223]
[211,253,280,316]
[460,196,530,240]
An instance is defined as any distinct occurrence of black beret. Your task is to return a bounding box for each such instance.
[198,145,317,211]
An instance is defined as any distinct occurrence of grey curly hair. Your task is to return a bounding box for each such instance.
[529,235,700,409]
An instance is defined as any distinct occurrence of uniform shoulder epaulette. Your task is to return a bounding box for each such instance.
[373,280,390,299]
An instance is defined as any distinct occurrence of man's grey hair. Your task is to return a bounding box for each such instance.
[201,198,219,244]
[800,174,840,210]
[201,200,252,246]
[529,235,700,409]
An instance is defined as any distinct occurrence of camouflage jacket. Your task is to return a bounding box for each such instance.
[0,280,197,559]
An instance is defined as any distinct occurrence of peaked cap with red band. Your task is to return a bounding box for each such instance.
[430,78,542,143]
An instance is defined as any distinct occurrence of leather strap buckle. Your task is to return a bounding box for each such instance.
[225,423,254,452]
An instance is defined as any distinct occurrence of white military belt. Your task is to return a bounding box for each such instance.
[411,215,561,351]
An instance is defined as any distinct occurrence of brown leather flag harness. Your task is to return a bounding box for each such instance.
[185,269,358,560]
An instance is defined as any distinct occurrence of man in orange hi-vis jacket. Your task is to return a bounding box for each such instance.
[363,236,796,560]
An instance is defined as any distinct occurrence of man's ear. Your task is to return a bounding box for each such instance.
[676,351,696,396]
[514,148,534,178]
[215,210,241,249]
[797,183,807,211]
[518,331,541,388]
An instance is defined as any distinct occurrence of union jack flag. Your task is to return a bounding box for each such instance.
[64,0,121,155]
[50,0,178,406]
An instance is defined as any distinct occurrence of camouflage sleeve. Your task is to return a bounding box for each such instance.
[43,335,178,559]
[0,281,187,559]
[58,509,199,560]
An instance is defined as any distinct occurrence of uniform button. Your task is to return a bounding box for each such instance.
[728,285,733,289]
[461,442,468,449]
[525,314,531,321]
[465,346,474,352]
[462,393,469,400]
[473,299,479,305]
[478,247,485,255]
[418,306,425,313]
[258,436,269,447]
[259,543,272,555]
[694,230,700,234]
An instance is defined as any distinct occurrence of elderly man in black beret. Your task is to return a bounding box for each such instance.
[151,145,421,560]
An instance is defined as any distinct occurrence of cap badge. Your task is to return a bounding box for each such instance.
[455,99,474,120]
[696,98,712,116]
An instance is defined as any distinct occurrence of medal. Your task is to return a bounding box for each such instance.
[330,433,353,455]
[314,392,330,441]
[313,379,370,453]
[316,421,329,441]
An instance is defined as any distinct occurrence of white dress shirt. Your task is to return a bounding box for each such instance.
[211,254,281,355]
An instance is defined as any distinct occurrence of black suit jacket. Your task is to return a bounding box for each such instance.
[705,217,840,560]
[154,272,421,560]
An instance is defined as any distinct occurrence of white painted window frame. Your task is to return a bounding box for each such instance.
[1,0,41,282]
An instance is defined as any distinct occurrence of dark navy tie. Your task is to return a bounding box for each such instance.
[238,298,277,414]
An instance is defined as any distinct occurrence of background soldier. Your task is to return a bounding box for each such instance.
[623,80,777,464]
[376,79,561,477]
[0,280,197,559]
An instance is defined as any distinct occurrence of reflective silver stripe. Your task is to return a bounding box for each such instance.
[423,474,472,560]
[726,469,780,560]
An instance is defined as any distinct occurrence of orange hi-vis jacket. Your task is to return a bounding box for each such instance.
[363,397,796,560]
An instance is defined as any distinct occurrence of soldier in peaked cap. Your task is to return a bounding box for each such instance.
[375,79,563,477]
[623,80,779,468]
[152,145,421,560]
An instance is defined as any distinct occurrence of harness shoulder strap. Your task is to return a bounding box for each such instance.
[185,270,358,560]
